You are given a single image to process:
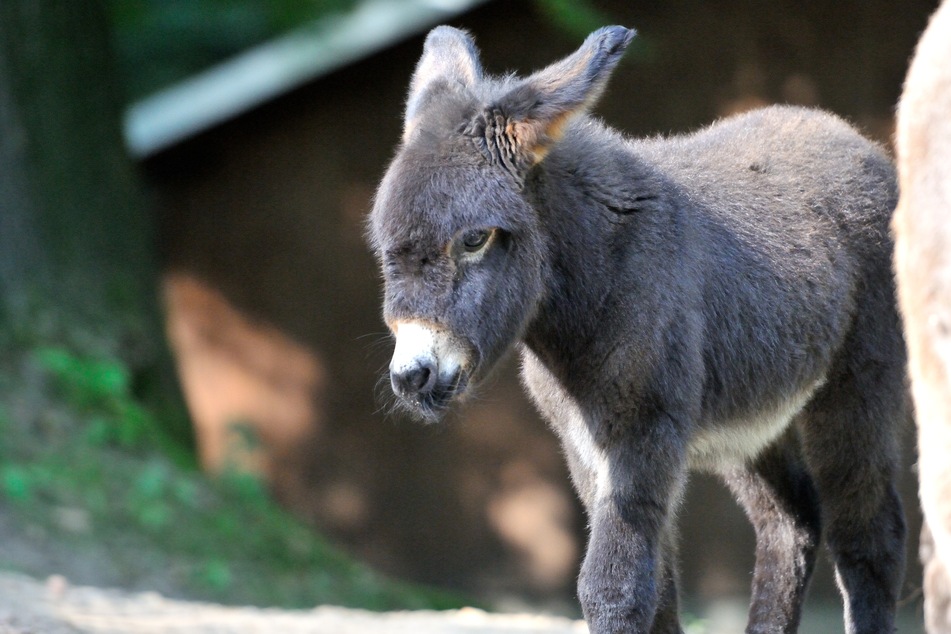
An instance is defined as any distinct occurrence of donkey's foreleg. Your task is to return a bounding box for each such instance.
[723,431,822,634]
[650,526,685,634]
[577,417,687,634]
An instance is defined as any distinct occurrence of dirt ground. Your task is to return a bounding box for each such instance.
[0,571,929,634]
[0,572,587,634]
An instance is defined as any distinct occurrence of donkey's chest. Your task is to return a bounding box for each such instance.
[518,348,611,502]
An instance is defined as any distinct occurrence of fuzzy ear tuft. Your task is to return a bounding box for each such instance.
[482,26,635,172]
[404,26,483,143]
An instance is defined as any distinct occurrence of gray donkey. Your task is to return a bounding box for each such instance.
[368,25,907,634]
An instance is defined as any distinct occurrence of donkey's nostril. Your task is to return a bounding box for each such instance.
[391,358,438,398]
[407,365,431,391]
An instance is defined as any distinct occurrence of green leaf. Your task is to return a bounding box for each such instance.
[1,465,33,501]
[197,559,233,590]
[34,347,130,407]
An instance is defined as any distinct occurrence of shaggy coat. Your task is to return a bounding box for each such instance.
[369,26,906,634]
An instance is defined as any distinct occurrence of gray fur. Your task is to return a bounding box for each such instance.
[369,25,906,634]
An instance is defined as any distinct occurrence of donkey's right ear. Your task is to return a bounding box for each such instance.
[404,26,482,143]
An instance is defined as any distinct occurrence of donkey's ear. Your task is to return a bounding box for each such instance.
[488,26,634,168]
[404,26,483,143]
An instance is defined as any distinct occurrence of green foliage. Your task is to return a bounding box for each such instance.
[685,615,710,634]
[0,337,469,610]
[33,346,157,451]
[109,0,641,104]
[36,346,130,410]
[1,464,32,502]
[196,559,234,591]
[531,0,614,39]
[531,0,653,62]
[108,0,360,101]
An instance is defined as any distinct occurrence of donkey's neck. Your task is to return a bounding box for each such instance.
[521,168,612,377]
[520,121,675,386]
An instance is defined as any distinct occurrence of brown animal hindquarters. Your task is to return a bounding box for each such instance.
[893,1,951,632]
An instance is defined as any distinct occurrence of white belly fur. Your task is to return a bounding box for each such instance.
[688,377,826,471]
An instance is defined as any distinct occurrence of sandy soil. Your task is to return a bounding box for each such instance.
[0,572,588,634]
[0,571,928,633]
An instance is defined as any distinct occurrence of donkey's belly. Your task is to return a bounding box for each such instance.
[687,376,826,471]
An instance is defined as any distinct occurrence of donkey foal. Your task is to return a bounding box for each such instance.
[368,26,906,634]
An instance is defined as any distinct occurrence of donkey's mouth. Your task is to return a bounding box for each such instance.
[400,370,470,422]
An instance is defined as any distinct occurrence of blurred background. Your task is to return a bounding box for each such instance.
[0,0,940,629]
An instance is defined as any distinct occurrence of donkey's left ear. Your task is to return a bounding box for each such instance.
[487,26,635,169]
[404,26,483,143]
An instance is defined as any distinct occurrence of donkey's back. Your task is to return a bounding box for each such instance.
[642,105,896,257]
[626,106,901,448]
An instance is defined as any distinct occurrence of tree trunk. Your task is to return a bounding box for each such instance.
[0,1,187,441]
[0,1,152,344]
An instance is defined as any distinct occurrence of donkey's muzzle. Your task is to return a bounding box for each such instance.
[391,358,438,400]
[387,320,471,417]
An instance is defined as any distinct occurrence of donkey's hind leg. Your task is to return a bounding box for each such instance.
[723,430,822,634]
[799,332,907,633]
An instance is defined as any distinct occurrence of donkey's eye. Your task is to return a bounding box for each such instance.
[461,229,492,253]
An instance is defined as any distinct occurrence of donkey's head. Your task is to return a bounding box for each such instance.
[368,25,634,420]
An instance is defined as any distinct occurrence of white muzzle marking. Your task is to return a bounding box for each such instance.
[390,321,468,386]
